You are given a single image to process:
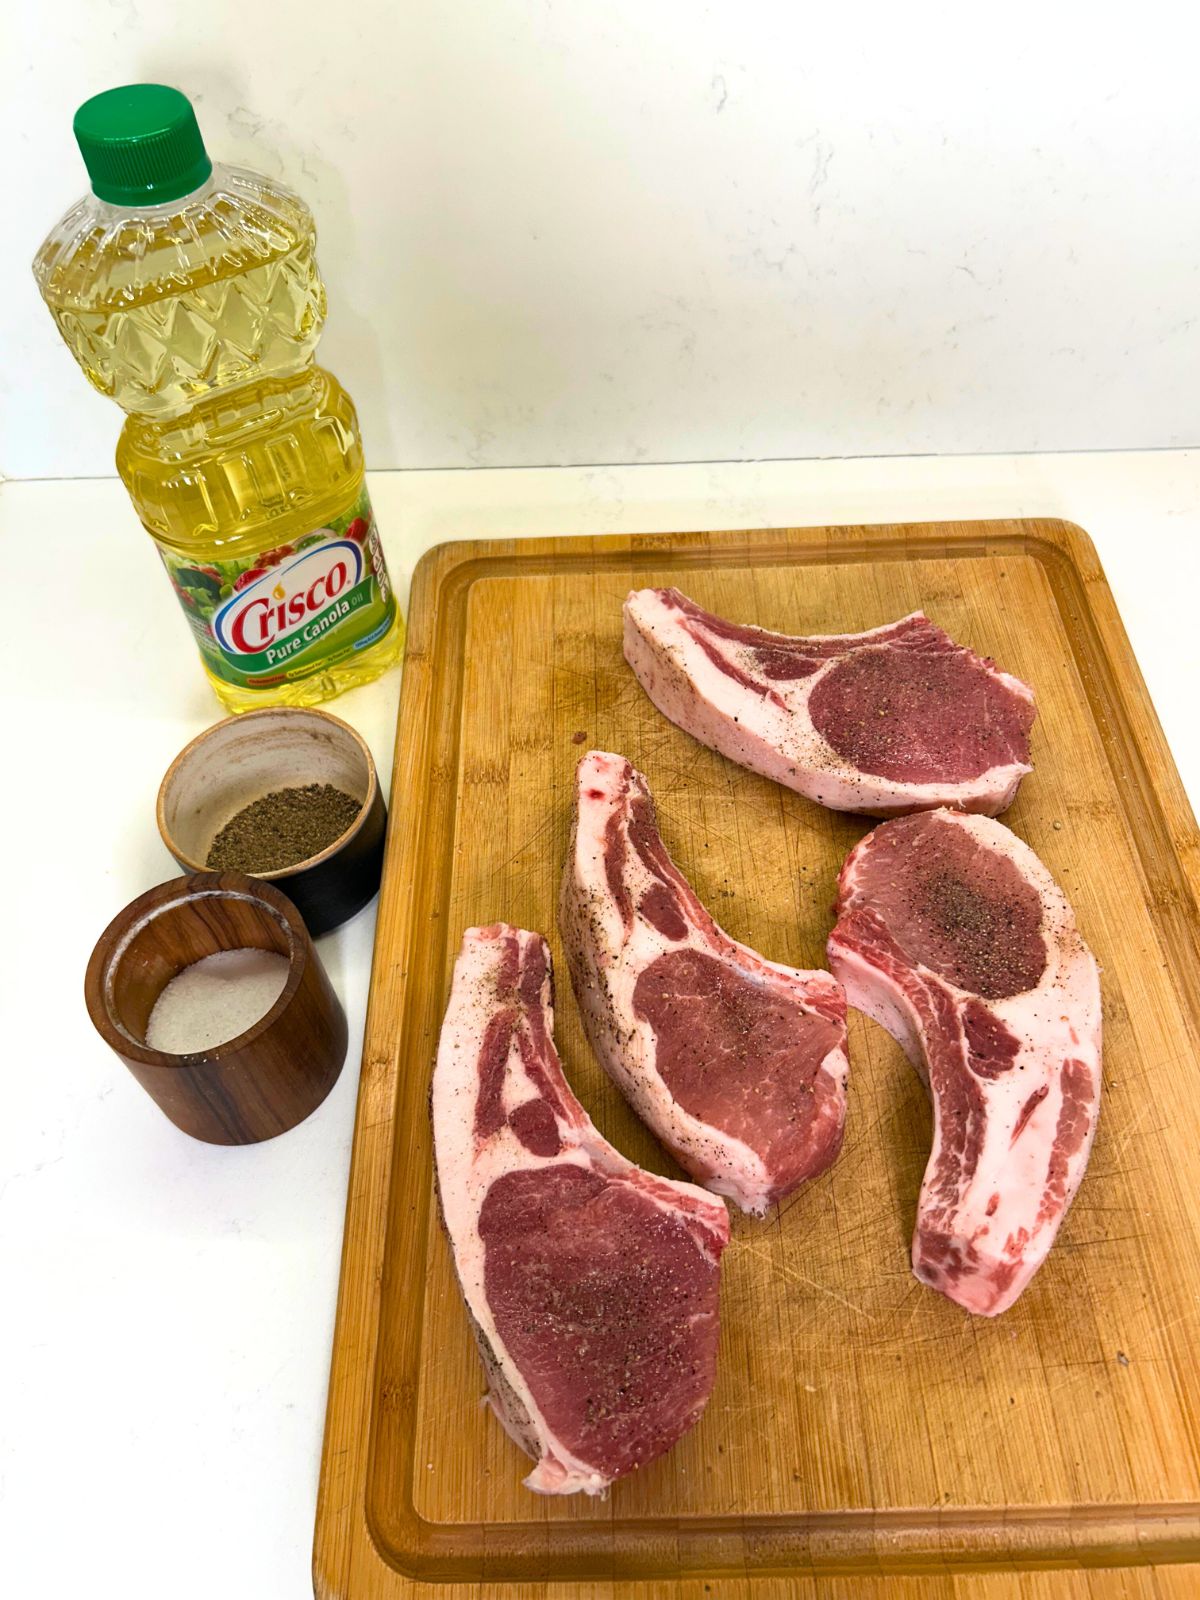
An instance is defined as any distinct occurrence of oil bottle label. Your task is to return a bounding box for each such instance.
[158,486,396,690]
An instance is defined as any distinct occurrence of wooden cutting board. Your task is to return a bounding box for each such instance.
[314,519,1200,1599]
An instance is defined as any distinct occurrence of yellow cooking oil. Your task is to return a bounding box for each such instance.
[33,83,402,712]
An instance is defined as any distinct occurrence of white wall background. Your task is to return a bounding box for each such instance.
[5,1,1199,480]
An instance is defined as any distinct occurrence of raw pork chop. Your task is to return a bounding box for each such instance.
[827,810,1101,1315]
[624,587,1036,817]
[432,923,729,1496]
[560,750,849,1214]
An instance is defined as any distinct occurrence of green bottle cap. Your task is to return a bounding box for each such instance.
[73,84,213,206]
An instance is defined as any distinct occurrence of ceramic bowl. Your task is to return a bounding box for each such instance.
[157,707,386,937]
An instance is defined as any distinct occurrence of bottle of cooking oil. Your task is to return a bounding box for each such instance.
[33,84,402,712]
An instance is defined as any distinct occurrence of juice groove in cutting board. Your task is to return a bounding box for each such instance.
[314,520,1200,1599]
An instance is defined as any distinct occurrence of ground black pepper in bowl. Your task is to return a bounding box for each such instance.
[207,784,363,874]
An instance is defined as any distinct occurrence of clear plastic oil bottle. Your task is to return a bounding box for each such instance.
[33,83,403,712]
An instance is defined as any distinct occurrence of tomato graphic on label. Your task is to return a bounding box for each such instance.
[259,544,296,567]
[345,517,369,545]
[234,567,269,592]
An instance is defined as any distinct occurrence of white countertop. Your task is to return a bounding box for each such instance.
[3,451,1198,1600]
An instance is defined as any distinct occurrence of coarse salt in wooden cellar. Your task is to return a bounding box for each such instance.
[85,872,347,1144]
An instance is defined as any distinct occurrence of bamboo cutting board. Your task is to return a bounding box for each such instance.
[314,520,1200,1599]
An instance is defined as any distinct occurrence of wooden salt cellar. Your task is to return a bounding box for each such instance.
[84,872,347,1144]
